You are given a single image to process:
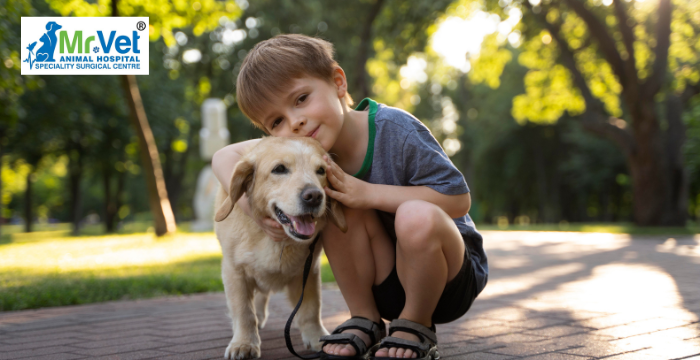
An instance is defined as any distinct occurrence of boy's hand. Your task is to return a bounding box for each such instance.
[256,217,288,242]
[323,155,371,209]
[238,195,288,242]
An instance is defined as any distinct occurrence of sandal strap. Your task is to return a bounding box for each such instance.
[329,316,385,344]
[379,336,430,353]
[319,333,366,355]
[387,319,438,345]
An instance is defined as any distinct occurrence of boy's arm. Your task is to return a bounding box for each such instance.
[368,184,471,219]
[323,157,471,219]
[211,139,261,192]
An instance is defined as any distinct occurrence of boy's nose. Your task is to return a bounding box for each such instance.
[291,117,307,133]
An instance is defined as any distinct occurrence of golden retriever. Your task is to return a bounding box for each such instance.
[214,137,346,359]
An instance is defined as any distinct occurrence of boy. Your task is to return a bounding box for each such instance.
[212,34,487,359]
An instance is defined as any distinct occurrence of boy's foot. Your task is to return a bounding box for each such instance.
[321,317,385,358]
[322,328,370,356]
[373,330,420,358]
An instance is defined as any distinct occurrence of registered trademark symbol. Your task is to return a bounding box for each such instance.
[136,21,146,31]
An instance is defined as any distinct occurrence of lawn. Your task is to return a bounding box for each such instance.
[0,223,335,311]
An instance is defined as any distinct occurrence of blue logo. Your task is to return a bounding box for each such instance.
[24,21,63,69]
[23,21,62,69]
[22,17,150,75]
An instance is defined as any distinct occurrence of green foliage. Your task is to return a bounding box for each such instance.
[512,63,586,124]
[4,0,699,230]
[0,0,38,142]
[470,33,513,89]
[409,44,635,224]
[471,0,700,124]
[683,95,700,220]
[46,0,241,46]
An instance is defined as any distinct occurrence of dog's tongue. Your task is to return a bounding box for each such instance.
[289,215,315,236]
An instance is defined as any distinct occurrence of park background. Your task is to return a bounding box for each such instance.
[1,0,699,311]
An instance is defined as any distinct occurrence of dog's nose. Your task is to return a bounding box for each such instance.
[300,187,323,208]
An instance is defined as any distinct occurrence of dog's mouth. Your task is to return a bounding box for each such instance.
[274,205,317,240]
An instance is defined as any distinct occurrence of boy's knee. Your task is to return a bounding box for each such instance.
[395,200,442,251]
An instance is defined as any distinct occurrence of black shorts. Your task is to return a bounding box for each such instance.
[371,240,478,325]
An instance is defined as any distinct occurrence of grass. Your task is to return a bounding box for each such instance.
[0,223,336,311]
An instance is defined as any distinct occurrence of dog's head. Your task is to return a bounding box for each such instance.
[215,137,347,241]
[46,21,62,32]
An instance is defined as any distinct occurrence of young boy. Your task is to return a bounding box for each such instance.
[212,34,487,359]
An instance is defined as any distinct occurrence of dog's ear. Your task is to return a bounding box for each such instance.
[215,159,255,222]
[327,199,347,233]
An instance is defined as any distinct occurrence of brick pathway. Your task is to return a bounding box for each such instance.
[1,231,699,360]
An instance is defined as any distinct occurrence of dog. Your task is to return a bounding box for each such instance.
[214,137,347,359]
[35,21,62,62]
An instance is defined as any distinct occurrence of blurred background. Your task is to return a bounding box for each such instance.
[1,0,698,311]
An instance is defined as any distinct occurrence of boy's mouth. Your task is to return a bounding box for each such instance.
[306,126,320,138]
[274,205,316,239]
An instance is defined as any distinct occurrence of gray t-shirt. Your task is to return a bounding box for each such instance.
[352,98,488,295]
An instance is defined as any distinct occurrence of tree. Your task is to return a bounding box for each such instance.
[473,0,700,226]
[46,0,242,235]
[0,0,37,235]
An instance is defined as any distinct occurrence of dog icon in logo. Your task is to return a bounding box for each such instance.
[35,21,62,62]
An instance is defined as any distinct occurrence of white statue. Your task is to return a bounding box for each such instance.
[191,98,230,232]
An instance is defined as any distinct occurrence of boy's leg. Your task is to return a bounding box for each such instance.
[374,200,465,359]
[321,206,396,357]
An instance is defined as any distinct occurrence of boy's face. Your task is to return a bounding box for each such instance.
[259,76,345,152]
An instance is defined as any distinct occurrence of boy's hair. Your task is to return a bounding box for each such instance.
[236,34,353,132]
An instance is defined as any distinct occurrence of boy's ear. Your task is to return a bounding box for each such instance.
[327,198,347,233]
[333,67,348,99]
[215,158,255,222]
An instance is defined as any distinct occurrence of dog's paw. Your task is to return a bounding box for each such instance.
[224,341,261,359]
[301,325,330,351]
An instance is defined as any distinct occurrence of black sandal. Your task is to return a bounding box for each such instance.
[369,319,440,360]
[319,316,386,360]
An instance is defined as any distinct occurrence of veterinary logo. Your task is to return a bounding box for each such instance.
[21,17,149,75]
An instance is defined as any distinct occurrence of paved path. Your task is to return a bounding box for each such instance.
[1,231,699,360]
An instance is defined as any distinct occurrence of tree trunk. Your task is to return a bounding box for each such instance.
[120,75,177,236]
[24,171,32,233]
[354,0,385,100]
[164,130,195,220]
[103,163,117,233]
[0,142,3,238]
[103,164,112,232]
[533,133,550,223]
[69,149,84,236]
[103,160,126,233]
[664,94,688,226]
[627,104,672,226]
[115,167,126,228]
[113,0,176,236]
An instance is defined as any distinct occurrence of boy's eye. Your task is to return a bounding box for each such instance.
[272,164,288,174]
[316,167,325,175]
[296,94,308,105]
[271,118,282,129]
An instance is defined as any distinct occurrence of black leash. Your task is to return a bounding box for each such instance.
[285,234,322,359]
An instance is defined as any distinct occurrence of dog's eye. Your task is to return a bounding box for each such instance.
[316,167,325,175]
[272,164,288,174]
